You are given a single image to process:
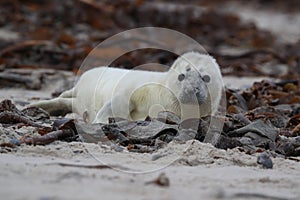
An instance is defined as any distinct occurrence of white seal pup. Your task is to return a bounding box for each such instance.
[30,52,223,123]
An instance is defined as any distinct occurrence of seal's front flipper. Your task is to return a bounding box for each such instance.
[93,94,134,124]
[29,98,73,116]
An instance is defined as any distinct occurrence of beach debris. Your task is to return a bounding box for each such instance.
[0,70,42,90]
[0,69,74,91]
[228,119,278,145]
[0,100,78,146]
[48,162,130,171]
[20,118,78,145]
[0,78,299,160]
[20,129,75,145]
[0,99,50,129]
[221,191,294,200]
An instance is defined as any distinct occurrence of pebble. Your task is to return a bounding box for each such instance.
[9,139,21,146]
[257,152,273,169]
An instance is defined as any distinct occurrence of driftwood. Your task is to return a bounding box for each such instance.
[0,111,46,128]
[21,129,75,145]
[47,162,131,171]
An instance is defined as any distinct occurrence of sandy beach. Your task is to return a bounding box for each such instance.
[1,140,300,200]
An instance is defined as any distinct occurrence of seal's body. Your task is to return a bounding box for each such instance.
[30,52,223,123]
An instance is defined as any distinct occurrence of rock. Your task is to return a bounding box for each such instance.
[8,139,21,146]
[241,132,272,147]
[228,119,279,141]
[276,140,295,156]
[257,152,273,169]
[292,136,300,147]
[174,129,197,143]
[294,147,300,156]
[215,134,242,149]
[156,111,181,125]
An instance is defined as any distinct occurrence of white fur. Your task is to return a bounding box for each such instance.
[30,52,223,123]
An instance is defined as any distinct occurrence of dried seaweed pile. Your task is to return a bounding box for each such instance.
[0,0,299,79]
[225,80,300,158]
[0,99,78,148]
[0,79,299,159]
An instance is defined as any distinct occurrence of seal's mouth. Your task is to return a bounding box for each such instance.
[196,91,207,104]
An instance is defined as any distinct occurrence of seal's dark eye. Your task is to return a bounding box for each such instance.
[202,75,210,83]
[178,74,185,81]
[186,68,191,71]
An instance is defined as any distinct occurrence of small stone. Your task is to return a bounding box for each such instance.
[9,139,21,146]
[146,173,170,187]
[257,152,273,169]
[151,152,169,161]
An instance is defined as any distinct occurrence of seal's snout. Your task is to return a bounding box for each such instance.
[195,84,208,104]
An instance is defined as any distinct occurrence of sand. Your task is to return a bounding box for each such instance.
[1,140,300,200]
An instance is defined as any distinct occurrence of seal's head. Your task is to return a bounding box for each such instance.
[166,52,213,105]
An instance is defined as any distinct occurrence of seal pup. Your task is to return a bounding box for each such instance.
[30,52,223,123]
